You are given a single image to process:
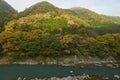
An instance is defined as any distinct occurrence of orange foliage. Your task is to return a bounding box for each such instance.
[60,35,72,48]
[64,49,70,54]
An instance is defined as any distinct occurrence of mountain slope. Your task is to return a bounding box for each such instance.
[19,1,119,28]
[0,0,17,32]
[103,15,120,23]
[19,1,64,17]
[69,7,117,27]
[0,0,16,12]
[0,1,120,59]
[67,7,120,34]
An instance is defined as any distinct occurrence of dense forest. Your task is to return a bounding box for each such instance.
[0,0,120,60]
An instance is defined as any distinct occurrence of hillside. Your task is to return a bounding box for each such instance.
[103,15,120,23]
[0,0,16,12]
[69,7,119,26]
[68,7,120,34]
[19,1,64,17]
[19,3,119,28]
[18,2,120,35]
[0,1,120,60]
[0,0,17,32]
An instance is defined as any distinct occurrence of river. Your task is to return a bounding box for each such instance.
[0,65,120,80]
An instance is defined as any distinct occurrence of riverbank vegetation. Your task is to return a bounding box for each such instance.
[0,1,120,62]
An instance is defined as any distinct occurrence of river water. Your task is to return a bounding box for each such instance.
[0,65,120,80]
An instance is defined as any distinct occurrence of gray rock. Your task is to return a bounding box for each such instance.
[17,77,22,80]
[74,55,79,64]
[23,78,26,80]
[51,77,57,80]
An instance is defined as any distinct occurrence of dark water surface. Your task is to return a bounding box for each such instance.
[0,65,120,80]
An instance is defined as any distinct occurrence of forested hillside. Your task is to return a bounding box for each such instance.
[0,0,17,32]
[0,1,120,60]
[68,7,120,35]
[103,15,120,23]
[19,1,64,18]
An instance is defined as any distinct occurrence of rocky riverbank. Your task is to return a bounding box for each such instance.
[17,74,120,80]
[17,74,90,80]
[0,56,119,68]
